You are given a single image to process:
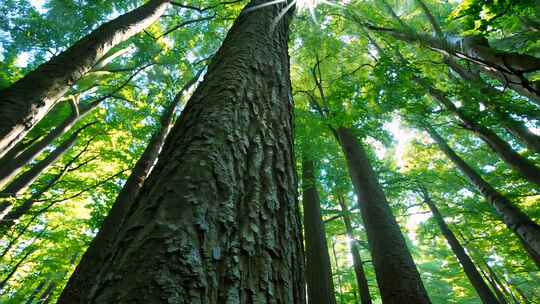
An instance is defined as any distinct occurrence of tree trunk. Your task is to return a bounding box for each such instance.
[0,0,170,158]
[59,69,202,303]
[417,78,540,187]
[425,125,540,268]
[59,1,305,303]
[302,157,337,304]
[0,121,93,200]
[38,281,58,304]
[337,195,372,304]
[445,57,540,153]
[335,127,431,304]
[418,186,501,304]
[25,280,48,304]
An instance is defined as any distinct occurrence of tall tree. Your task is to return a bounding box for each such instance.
[417,184,501,304]
[425,124,540,268]
[302,156,337,304]
[59,1,305,303]
[337,195,372,304]
[0,0,170,158]
[336,127,431,303]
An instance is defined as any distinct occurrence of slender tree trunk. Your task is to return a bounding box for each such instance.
[417,78,540,187]
[0,122,93,200]
[425,125,540,268]
[337,195,372,304]
[419,185,501,304]
[0,0,170,158]
[59,69,202,303]
[335,127,431,303]
[0,247,35,292]
[331,237,344,304]
[445,57,540,152]
[25,280,48,304]
[0,134,44,169]
[38,281,58,304]
[59,1,305,303]
[302,157,337,304]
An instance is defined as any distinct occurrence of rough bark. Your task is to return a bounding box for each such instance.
[418,186,501,304]
[335,127,431,304]
[426,125,540,268]
[337,195,372,304]
[0,0,170,158]
[301,157,337,304]
[59,69,202,303]
[417,78,540,187]
[445,57,540,153]
[0,121,93,200]
[59,1,305,303]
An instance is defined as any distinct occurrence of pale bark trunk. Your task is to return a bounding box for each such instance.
[417,78,540,187]
[335,127,431,303]
[59,1,305,303]
[302,157,337,304]
[59,69,202,303]
[419,186,501,304]
[0,0,170,158]
[337,195,372,304]
[426,125,540,268]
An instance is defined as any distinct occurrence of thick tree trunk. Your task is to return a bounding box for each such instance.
[0,0,170,158]
[59,1,305,303]
[301,157,337,304]
[335,127,431,304]
[445,57,540,153]
[0,122,93,199]
[59,69,202,303]
[337,195,372,304]
[425,125,540,268]
[419,186,501,304]
[417,78,540,187]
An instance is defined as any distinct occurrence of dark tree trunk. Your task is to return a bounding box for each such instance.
[418,186,501,304]
[59,69,202,303]
[337,195,372,304]
[0,0,170,158]
[59,1,305,303]
[302,157,337,304]
[445,57,540,153]
[0,122,93,200]
[335,127,431,304]
[425,125,540,268]
[417,78,540,187]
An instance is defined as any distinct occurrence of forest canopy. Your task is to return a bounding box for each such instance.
[0,0,539,303]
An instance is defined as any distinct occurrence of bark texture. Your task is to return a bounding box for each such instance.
[416,77,540,187]
[337,195,372,304]
[419,186,501,304]
[301,158,337,304]
[59,70,202,303]
[0,0,170,158]
[59,1,305,303]
[336,127,431,304]
[426,125,540,268]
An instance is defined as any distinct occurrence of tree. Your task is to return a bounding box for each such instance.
[302,156,337,304]
[58,1,305,302]
[0,0,170,158]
